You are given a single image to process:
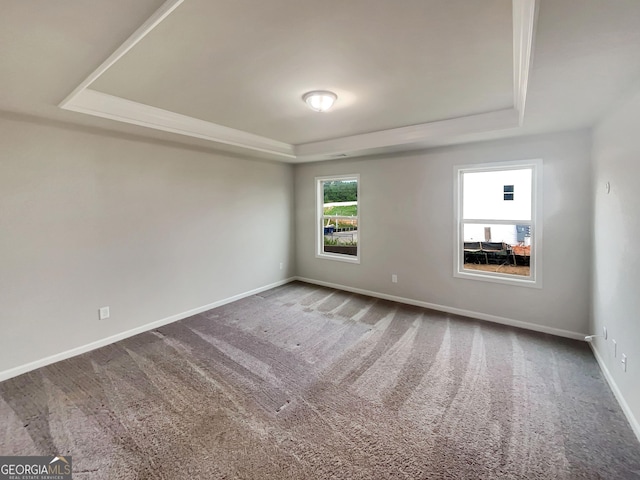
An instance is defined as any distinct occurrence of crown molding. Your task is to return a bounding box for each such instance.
[59,0,185,109]
[294,108,520,160]
[59,0,537,162]
[513,0,538,125]
[64,89,296,158]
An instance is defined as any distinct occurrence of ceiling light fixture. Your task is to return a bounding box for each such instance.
[303,90,337,112]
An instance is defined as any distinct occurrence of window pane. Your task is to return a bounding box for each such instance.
[320,177,358,259]
[463,169,531,221]
[463,223,531,277]
[324,203,357,216]
[322,179,357,203]
[323,218,358,256]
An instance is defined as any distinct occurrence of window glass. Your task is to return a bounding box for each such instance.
[462,224,531,277]
[463,169,531,221]
[317,177,359,262]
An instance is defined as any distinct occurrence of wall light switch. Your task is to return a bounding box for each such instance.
[391,274,398,283]
[99,306,110,320]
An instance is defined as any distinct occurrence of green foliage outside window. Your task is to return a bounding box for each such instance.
[323,181,357,203]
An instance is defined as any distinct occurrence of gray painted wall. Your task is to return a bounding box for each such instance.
[2,111,635,434]
[592,90,640,427]
[0,115,295,372]
[295,130,592,336]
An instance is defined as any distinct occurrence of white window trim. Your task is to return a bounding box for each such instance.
[453,159,543,288]
[316,174,360,264]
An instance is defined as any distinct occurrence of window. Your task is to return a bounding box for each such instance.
[454,160,542,287]
[316,175,359,263]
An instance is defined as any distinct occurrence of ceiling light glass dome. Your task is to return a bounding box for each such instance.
[303,91,337,112]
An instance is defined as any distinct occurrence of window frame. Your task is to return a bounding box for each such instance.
[315,174,360,264]
[453,159,543,288]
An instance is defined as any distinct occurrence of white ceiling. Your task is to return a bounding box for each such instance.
[90,0,513,145]
[1,0,640,162]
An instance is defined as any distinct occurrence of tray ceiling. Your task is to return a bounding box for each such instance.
[60,0,537,162]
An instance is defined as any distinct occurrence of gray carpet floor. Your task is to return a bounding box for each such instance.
[1,281,639,479]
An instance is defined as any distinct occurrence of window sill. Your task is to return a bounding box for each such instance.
[316,252,360,264]
[454,269,541,288]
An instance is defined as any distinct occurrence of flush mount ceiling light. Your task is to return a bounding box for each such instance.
[303,90,337,112]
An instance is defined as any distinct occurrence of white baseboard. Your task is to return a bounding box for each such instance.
[0,277,296,383]
[295,276,586,341]
[589,343,640,443]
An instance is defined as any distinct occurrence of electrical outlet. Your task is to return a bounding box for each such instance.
[612,339,617,358]
[391,274,398,283]
[602,326,607,340]
[621,354,627,372]
[99,306,110,320]
[279,262,284,270]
